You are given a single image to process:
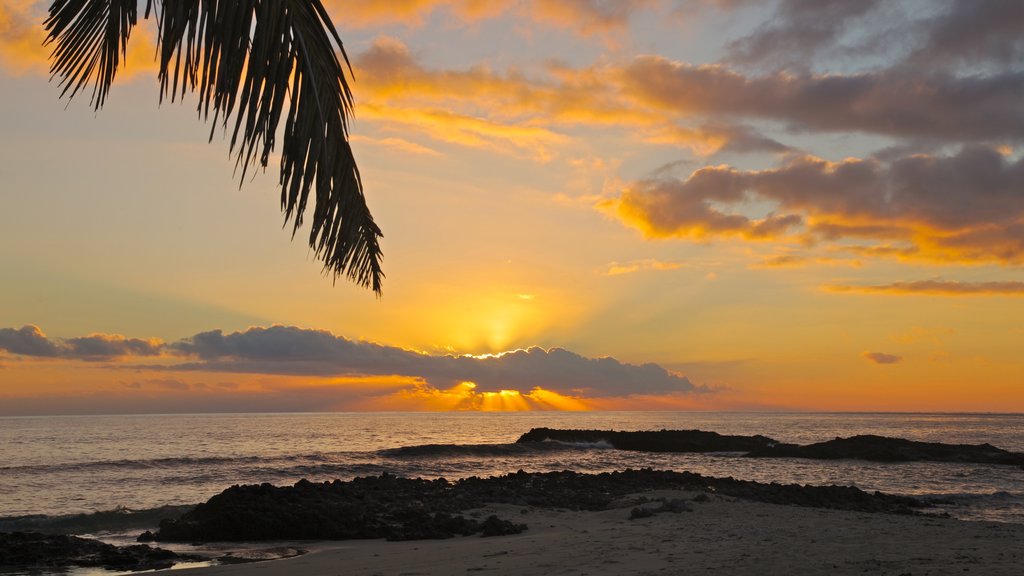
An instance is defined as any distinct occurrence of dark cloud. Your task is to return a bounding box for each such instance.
[863,352,903,365]
[726,0,885,70]
[703,123,794,155]
[907,0,1024,68]
[611,146,1024,264]
[829,280,1024,297]
[621,58,1024,143]
[171,326,698,397]
[1,324,700,398]
[65,334,163,359]
[148,378,190,391]
[723,0,1024,73]
[0,326,61,357]
[0,326,165,360]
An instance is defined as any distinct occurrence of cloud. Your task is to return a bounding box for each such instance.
[0,326,60,357]
[1,0,654,76]
[352,35,1015,163]
[0,0,47,72]
[0,325,164,360]
[619,57,1024,143]
[726,0,885,70]
[863,352,903,365]
[724,0,1024,73]
[641,123,794,156]
[169,326,699,397]
[828,280,1024,297]
[906,0,1024,68]
[751,252,860,269]
[350,37,794,161]
[144,378,190,391]
[607,146,1024,265]
[64,334,163,359]
[350,134,443,157]
[605,259,684,276]
[1,1,158,77]
[324,0,652,35]
[1,325,705,406]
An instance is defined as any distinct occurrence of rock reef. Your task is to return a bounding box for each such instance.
[0,531,198,572]
[516,427,777,453]
[517,428,1024,466]
[155,469,923,543]
[747,434,1024,465]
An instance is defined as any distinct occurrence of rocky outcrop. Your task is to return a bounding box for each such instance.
[154,469,922,543]
[746,434,1024,465]
[0,532,198,572]
[517,428,1024,466]
[516,427,778,453]
[156,475,528,542]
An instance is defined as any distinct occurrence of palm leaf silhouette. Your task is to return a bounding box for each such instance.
[44,0,383,294]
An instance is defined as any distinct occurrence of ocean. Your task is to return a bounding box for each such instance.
[2,411,1023,541]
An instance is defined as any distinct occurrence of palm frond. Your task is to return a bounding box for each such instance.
[44,0,384,294]
[44,0,138,109]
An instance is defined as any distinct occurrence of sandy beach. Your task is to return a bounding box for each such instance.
[174,489,1023,576]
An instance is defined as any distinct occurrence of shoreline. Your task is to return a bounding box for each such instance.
[5,465,1017,574]
[172,489,1024,576]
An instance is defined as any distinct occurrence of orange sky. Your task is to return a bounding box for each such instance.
[1,0,1022,414]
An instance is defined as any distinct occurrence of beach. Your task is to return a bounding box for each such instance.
[176,490,1024,576]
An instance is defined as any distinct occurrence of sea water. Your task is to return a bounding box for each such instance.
[2,412,1023,537]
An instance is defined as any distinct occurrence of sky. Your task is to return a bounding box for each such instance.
[1,0,1023,414]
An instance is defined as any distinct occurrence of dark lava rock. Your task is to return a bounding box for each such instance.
[385,511,479,541]
[747,434,1024,465]
[629,498,691,519]
[480,515,527,537]
[629,507,655,520]
[154,469,923,543]
[0,531,199,572]
[519,428,1024,467]
[516,427,778,453]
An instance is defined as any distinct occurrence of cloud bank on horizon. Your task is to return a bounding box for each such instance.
[0,325,702,402]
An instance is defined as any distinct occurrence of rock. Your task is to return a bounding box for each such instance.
[385,511,479,541]
[0,531,199,572]
[628,498,691,520]
[480,515,527,537]
[629,507,655,520]
[153,469,924,543]
[516,428,778,453]
[518,428,1024,467]
[747,434,1024,466]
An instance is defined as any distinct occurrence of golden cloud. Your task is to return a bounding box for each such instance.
[325,0,651,34]
[0,0,48,72]
[827,280,1024,297]
[1,1,159,78]
[609,147,1024,266]
[605,258,684,276]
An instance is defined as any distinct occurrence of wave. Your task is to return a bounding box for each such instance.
[919,490,1024,503]
[377,440,611,459]
[0,452,351,475]
[0,505,194,535]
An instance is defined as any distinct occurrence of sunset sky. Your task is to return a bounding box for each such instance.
[1,0,1023,414]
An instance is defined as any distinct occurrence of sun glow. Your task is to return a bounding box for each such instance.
[383,381,592,411]
[413,287,563,353]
